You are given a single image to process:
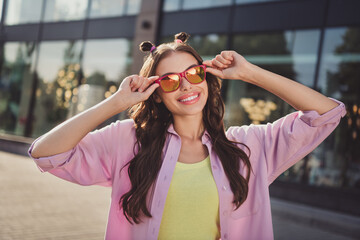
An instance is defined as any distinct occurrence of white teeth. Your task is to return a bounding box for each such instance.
[179,94,199,102]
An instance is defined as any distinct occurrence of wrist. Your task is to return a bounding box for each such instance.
[102,93,128,116]
[239,62,260,84]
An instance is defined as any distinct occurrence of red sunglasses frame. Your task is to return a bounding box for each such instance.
[155,64,207,93]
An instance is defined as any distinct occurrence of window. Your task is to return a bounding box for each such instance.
[236,0,284,4]
[32,41,83,137]
[126,0,142,15]
[303,27,360,189]
[226,30,320,127]
[80,39,132,121]
[183,0,231,10]
[89,0,126,18]
[5,0,43,25]
[44,0,88,22]
[163,0,231,11]
[0,42,37,135]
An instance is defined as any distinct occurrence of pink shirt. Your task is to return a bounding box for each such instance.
[28,98,346,240]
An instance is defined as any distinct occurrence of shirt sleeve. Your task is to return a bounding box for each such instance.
[227,98,346,185]
[28,119,135,187]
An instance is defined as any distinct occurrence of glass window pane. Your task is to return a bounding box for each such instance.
[236,0,283,4]
[44,0,88,22]
[126,0,142,15]
[313,27,360,189]
[5,0,43,25]
[160,34,227,60]
[33,41,83,137]
[80,39,132,122]
[188,34,228,59]
[90,0,126,18]
[227,30,320,127]
[0,0,3,21]
[163,0,181,12]
[183,0,232,10]
[80,39,132,121]
[0,42,37,136]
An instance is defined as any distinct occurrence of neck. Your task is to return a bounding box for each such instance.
[172,114,204,141]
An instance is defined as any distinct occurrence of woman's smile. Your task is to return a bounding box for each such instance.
[177,92,201,104]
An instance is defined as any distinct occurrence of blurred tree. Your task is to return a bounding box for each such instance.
[326,28,360,188]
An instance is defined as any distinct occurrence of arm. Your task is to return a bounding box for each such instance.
[30,75,159,158]
[203,51,338,115]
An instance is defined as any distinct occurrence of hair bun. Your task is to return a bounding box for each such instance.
[174,32,190,43]
[139,41,154,52]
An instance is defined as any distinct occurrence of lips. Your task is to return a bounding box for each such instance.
[177,92,200,103]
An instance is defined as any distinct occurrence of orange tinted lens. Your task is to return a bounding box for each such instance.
[160,74,180,92]
[185,66,205,83]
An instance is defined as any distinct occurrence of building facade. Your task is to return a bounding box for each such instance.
[0,0,359,216]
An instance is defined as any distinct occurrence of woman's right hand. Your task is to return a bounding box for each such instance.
[112,75,160,111]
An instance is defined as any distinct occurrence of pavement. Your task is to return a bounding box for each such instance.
[0,151,359,240]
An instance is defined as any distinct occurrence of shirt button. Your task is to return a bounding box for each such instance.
[222,185,227,191]
[222,210,228,216]
[163,175,167,181]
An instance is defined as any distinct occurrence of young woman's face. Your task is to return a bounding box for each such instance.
[155,51,208,118]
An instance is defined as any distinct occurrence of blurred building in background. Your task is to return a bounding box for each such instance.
[0,0,359,217]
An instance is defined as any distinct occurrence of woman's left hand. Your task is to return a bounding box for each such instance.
[203,50,252,81]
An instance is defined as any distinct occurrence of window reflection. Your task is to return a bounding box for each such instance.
[163,0,181,12]
[188,34,227,59]
[161,34,227,59]
[44,0,88,22]
[306,27,360,189]
[236,0,283,4]
[5,0,43,25]
[126,0,142,15]
[78,39,132,121]
[0,42,36,135]
[90,0,126,18]
[0,0,3,21]
[163,0,231,11]
[183,0,231,10]
[33,41,83,137]
[226,30,320,127]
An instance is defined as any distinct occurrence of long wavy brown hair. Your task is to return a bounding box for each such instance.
[120,32,251,224]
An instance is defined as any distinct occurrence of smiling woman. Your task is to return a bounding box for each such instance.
[28,32,345,240]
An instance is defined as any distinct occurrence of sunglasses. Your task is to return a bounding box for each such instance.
[155,65,206,93]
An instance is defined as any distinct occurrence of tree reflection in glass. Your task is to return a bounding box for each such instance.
[317,27,360,189]
[33,41,83,137]
[0,42,36,136]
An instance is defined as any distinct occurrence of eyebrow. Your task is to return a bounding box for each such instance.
[160,64,198,77]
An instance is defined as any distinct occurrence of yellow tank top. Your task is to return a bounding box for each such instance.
[158,156,220,240]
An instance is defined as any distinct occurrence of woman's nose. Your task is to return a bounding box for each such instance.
[179,77,192,91]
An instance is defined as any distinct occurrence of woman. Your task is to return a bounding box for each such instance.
[29,32,346,240]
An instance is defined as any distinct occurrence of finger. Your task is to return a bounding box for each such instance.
[142,82,160,98]
[138,76,159,93]
[211,58,228,69]
[203,60,215,68]
[134,76,145,89]
[221,51,234,61]
[206,67,224,79]
[130,76,144,92]
[216,54,232,65]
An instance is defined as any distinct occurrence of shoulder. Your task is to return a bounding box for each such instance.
[226,124,262,144]
[89,118,136,143]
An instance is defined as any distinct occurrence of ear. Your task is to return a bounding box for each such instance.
[153,93,162,103]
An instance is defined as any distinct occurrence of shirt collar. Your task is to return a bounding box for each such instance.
[167,124,211,144]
